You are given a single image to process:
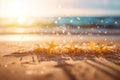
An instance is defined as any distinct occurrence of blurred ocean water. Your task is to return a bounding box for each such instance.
[0,17,120,35]
[52,16,120,28]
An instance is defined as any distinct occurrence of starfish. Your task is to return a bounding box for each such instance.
[46,41,58,50]
[64,44,74,52]
[89,41,97,50]
[33,44,43,53]
[98,43,105,51]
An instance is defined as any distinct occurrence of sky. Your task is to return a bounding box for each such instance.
[0,0,120,17]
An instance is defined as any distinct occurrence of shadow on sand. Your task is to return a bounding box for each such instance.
[3,50,120,80]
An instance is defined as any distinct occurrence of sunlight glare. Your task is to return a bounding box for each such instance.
[17,18,26,24]
[6,1,26,18]
[4,0,55,17]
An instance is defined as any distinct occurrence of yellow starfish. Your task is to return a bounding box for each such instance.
[46,41,58,50]
[89,41,97,50]
[98,43,105,51]
[64,44,74,52]
[33,44,42,53]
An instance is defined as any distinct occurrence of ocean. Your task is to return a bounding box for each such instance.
[0,16,120,35]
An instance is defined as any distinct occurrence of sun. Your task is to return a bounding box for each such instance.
[17,18,26,24]
[2,0,56,17]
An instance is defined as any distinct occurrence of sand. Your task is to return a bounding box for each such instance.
[0,35,120,80]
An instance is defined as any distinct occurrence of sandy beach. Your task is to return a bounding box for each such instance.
[0,35,120,80]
